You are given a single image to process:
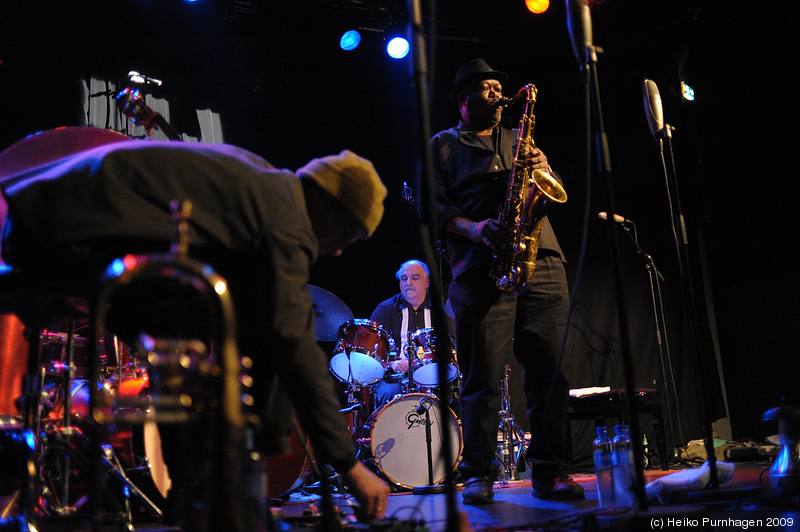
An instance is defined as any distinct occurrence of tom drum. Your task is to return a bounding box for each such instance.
[409,328,459,388]
[330,320,393,385]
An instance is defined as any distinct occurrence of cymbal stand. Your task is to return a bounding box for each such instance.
[497,365,527,483]
[34,319,85,518]
[60,320,77,507]
[405,335,416,393]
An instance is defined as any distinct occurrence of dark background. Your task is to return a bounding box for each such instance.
[1,0,795,466]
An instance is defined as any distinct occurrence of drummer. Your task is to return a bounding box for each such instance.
[369,259,454,405]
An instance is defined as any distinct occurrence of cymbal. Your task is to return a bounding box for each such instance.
[308,285,353,341]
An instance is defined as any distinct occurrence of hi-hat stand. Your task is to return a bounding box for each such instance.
[496,365,528,483]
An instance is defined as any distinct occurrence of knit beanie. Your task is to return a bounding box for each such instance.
[297,150,387,237]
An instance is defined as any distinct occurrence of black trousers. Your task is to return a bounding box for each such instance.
[450,254,570,480]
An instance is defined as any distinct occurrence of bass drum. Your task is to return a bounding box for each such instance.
[363,393,462,489]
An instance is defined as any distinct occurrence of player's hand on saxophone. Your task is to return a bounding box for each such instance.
[523,146,549,171]
[444,216,511,251]
[477,218,512,251]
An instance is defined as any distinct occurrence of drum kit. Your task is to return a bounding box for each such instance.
[0,281,486,523]
[0,316,171,524]
[310,286,464,491]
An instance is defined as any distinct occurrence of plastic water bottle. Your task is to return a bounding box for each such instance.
[592,426,615,507]
[612,424,635,508]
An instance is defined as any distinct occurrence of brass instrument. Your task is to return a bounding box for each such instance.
[490,84,567,294]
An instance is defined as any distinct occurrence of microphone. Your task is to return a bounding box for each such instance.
[416,395,432,415]
[566,0,596,65]
[128,70,163,87]
[598,212,632,224]
[642,79,665,137]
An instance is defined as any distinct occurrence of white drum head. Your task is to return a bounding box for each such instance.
[329,351,385,385]
[367,393,462,489]
[413,362,459,388]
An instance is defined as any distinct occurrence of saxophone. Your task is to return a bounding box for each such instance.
[490,84,568,295]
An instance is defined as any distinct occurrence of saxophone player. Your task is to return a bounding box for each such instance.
[425,58,583,504]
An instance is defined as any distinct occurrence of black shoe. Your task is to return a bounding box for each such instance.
[532,473,585,500]
[462,476,494,505]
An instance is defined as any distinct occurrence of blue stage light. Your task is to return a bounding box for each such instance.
[340,30,362,51]
[386,36,409,59]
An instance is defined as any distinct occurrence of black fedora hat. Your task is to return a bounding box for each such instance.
[451,58,508,104]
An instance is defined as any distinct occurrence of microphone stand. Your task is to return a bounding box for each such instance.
[651,122,721,487]
[406,1,458,529]
[618,222,684,454]
[567,0,648,509]
[412,395,446,495]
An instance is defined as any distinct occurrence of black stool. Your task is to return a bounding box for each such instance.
[565,387,670,471]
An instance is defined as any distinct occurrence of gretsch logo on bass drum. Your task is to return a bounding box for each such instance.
[405,409,435,430]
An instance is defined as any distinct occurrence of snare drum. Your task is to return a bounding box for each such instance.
[362,393,462,489]
[330,320,392,385]
[409,328,459,388]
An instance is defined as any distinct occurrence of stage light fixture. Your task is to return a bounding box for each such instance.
[525,0,550,14]
[386,36,409,59]
[340,30,362,51]
[681,81,695,101]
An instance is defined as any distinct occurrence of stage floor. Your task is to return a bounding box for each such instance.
[21,460,799,531]
[268,461,798,531]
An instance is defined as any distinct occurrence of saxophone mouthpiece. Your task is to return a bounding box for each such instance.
[494,85,531,107]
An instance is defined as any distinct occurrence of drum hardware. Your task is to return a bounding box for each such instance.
[405,335,416,393]
[338,380,375,443]
[496,365,528,483]
[100,443,163,518]
[36,373,171,525]
[0,314,173,524]
[35,424,165,523]
[46,319,80,514]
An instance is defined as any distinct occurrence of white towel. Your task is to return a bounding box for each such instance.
[645,460,737,505]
